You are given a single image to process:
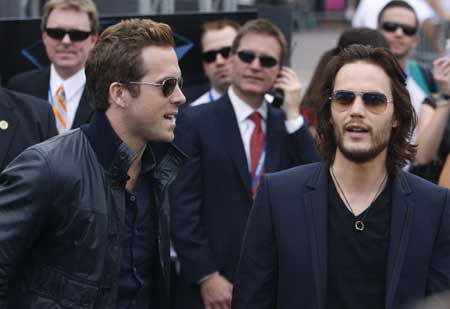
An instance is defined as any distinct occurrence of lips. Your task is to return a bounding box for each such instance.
[164,112,178,124]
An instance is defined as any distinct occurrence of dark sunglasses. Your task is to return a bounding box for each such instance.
[45,27,93,42]
[381,21,417,36]
[125,77,183,97]
[202,46,231,63]
[330,90,392,114]
[237,50,278,68]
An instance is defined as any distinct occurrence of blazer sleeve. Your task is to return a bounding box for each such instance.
[427,189,450,294]
[0,148,53,306]
[232,175,277,309]
[287,124,320,165]
[170,111,218,284]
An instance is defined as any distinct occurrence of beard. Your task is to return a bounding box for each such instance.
[334,125,391,164]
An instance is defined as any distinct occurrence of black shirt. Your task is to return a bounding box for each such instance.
[326,174,391,309]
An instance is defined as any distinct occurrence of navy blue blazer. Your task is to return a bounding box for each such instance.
[7,67,92,129]
[232,161,450,309]
[171,94,320,307]
[0,87,57,171]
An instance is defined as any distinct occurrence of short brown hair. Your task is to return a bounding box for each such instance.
[315,44,416,175]
[231,18,287,65]
[85,18,175,111]
[201,19,240,50]
[41,0,99,35]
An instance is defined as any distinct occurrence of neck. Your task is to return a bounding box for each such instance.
[54,66,81,80]
[332,149,388,194]
[397,57,408,71]
[231,85,264,109]
[212,84,228,95]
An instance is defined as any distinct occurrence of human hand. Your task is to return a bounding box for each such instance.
[433,56,450,95]
[200,273,233,309]
[273,66,302,120]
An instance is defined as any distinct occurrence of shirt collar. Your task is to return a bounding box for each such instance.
[228,86,267,123]
[50,64,86,100]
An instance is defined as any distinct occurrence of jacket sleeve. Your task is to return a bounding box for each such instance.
[287,123,320,166]
[427,189,450,295]
[0,148,53,306]
[170,111,218,284]
[232,175,277,309]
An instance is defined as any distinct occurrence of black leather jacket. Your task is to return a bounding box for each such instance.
[0,112,186,308]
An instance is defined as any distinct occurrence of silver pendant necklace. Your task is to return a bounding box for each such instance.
[330,167,388,232]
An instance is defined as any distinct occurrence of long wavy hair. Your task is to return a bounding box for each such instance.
[315,44,416,175]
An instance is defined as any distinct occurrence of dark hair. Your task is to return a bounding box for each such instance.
[378,0,419,28]
[301,28,389,120]
[201,19,240,49]
[231,18,287,65]
[85,18,175,111]
[315,44,416,175]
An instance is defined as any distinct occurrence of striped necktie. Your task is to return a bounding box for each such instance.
[53,85,67,133]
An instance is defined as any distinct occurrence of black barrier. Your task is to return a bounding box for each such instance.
[0,11,257,102]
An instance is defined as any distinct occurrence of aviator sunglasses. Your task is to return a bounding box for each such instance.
[237,50,278,68]
[381,21,417,36]
[124,77,183,97]
[45,27,93,42]
[329,90,392,114]
[202,46,231,63]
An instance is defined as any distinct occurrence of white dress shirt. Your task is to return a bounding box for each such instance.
[190,87,222,107]
[49,65,86,130]
[228,86,304,170]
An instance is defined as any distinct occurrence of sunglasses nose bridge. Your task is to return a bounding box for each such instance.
[61,32,72,43]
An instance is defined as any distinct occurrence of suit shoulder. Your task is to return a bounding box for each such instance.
[402,171,449,197]
[1,88,51,114]
[7,68,44,85]
[266,162,323,185]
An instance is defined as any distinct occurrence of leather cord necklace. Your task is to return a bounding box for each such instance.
[330,167,388,232]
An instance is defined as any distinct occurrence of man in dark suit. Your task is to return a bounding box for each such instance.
[232,45,450,309]
[0,87,57,171]
[171,19,320,309]
[7,0,98,133]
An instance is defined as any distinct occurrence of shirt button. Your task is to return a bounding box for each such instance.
[130,195,136,202]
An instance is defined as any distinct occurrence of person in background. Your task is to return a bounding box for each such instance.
[171,18,319,309]
[190,19,239,107]
[7,0,98,133]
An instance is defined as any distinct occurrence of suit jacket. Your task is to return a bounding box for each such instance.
[171,94,320,308]
[0,87,57,171]
[7,67,92,129]
[232,162,450,309]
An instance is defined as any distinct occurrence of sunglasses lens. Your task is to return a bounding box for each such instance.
[46,28,65,40]
[333,90,356,110]
[259,55,278,68]
[162,78,182,97]
[382,22,416,36]
[382,22,398,33]
[69,30,92,41]
[401,25,417,36]
[237,51,256,64]
[219,47,231,59]
[362,92,388,113]
[202,51,216,63]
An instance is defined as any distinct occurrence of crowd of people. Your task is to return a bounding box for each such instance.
[0,0,450,308]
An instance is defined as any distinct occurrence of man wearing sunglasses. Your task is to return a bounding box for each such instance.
[0,18,186,308]
[191,19,239,107]
[233,44,450,309]
[7,0,98,133]
[171,19,319,309]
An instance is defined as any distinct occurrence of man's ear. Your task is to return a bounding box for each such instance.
[109,82,127,108]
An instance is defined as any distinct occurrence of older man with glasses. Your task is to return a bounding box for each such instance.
[171,18,320,309]
[8,0,99,133]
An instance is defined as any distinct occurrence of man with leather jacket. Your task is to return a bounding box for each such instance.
[0,18,186,308]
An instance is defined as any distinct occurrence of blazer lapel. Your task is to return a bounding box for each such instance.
[0,92,18,169]
[72,87,93,129]
[216,95,252,199]
[304,162,329,309]
[385,172,414,309]
[265,107,284,173]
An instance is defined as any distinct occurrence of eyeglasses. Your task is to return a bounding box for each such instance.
[329,90,392,114]
[202,46,231,63]
[381,21,417,36]
[237,50,278,68]
[124,77,183,97]
[45,27,93,42]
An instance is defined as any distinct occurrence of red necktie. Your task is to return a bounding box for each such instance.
[249,112,265,195]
